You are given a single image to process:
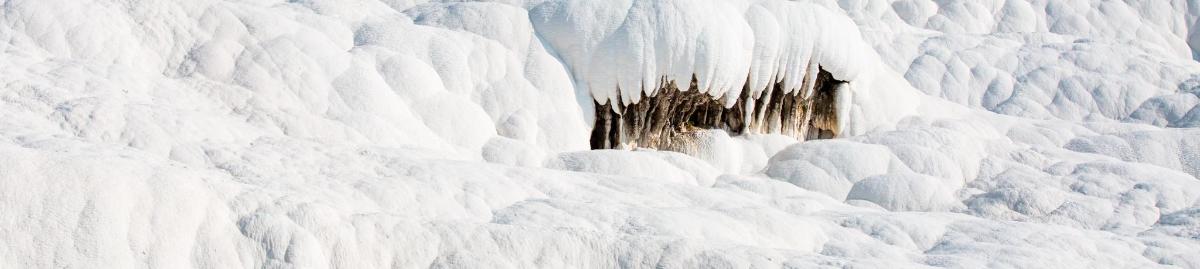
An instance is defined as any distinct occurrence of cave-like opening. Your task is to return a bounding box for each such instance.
[590,67,845,150]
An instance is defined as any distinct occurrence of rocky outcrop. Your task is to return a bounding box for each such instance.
[591,67,844,150]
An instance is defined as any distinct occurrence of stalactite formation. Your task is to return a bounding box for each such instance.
[590,67,846,150]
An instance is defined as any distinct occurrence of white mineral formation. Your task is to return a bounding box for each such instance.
[1,0,1199,268]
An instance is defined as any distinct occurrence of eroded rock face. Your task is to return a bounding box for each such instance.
[590,67,845,150]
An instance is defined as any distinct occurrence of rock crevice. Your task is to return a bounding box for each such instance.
[590,67,845,150]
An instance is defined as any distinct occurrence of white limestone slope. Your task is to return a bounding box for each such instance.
[836,0,1200,127]
[0,0,1198,268]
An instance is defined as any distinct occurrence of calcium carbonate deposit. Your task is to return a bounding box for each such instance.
[1,0,1199,268]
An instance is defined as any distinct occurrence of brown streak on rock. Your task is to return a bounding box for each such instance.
[590,67,846,150]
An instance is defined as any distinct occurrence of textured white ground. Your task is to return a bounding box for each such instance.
[1,0,1199,268]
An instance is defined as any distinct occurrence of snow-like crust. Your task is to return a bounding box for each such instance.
[530,0,927,138]
[840,0,1200,128]
[530,0,871,107]
[2,0,1200,268]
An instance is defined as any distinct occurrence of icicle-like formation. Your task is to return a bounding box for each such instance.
[530,0,869,108]
[589,67,844,150]
[531,0,873,150]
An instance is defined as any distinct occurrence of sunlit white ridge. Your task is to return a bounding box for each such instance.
[531,0,872,107]
[531,0,917,149]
